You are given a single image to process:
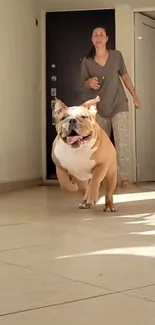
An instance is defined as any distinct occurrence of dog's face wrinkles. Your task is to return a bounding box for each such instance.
[54,96,100,148]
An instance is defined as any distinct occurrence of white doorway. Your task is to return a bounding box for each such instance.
[134,12,155,182]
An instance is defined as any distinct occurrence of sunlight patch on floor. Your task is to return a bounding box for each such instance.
[130,230,155,236]
[125,214,155,226]
[115,213,152,219]
[97,191,155,205]
[55,246,155,260]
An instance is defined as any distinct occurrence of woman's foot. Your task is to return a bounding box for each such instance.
[120,180,133,188]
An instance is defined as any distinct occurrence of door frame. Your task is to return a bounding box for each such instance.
[133,7,155,182]
[41,6,155,183]
[41,10,46,182]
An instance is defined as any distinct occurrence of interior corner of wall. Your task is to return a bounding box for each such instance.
[115,5,133,72]
[115,5,136,182]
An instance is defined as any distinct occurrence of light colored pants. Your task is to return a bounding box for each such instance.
[96,112,130,183]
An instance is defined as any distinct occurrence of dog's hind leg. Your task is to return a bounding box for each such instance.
[75,180,88,196]
[56,167,78,192]
[103,163,117,212]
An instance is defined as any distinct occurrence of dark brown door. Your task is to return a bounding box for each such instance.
[46,9,115,180]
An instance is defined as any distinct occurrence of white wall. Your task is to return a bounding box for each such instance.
[115,5,136,182]
[0,0,42,183]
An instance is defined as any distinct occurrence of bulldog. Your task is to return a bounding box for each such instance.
[52,96,117,212]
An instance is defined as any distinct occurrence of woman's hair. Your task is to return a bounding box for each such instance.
[86,25,108,59]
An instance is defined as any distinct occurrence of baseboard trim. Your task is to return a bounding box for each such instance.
[0,178,43,194]
[42,180,59,186]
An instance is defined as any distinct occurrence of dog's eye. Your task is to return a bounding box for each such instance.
[81,115,88,119]
[61,116,66,121]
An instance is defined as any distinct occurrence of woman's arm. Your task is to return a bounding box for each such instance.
[84,79,91,89]
[81,58,100,90]
[81,57,90,86]
[118,51,141,108]
[84,79,90,89]
[84,77,100,90]
[121,72,141,108]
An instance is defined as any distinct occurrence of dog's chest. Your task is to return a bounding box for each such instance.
[54,139,95,181]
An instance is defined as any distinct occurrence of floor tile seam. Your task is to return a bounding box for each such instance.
[121,283,155,293]
[0,244,45,253]
[0,223,29,227]
[123,291,155,304]
[2,285,155,319]
[1,259,155,295]
[0,259,115,292]
[0,291,120,318]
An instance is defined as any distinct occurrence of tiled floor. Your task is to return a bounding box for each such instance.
[0,185,155,324]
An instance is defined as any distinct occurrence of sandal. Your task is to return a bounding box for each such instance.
[121,180,133,188]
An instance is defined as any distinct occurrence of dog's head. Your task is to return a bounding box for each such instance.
[54,96,100,148]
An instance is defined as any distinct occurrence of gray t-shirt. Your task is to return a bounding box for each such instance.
[81,50,128,118]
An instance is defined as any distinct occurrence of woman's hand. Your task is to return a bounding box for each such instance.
[87,77,100,90]
[121,73,141,109]
[133,96,141,109]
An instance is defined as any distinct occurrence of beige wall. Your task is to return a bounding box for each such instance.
[115,5,136,181]
[0,0,42,183]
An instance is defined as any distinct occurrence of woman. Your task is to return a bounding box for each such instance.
[81,26,140,187]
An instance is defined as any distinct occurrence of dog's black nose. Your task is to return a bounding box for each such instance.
[69,118,76,125]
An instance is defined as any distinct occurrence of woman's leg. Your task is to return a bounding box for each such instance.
[112,111,131,186]
[96,114,111,138]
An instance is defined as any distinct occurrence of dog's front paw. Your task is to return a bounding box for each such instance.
[79,200,93,209]
[84,185,99,205]
[103,203,116,212]
[79,184,99,209]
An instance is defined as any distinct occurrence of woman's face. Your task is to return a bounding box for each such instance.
[91,27,108,48]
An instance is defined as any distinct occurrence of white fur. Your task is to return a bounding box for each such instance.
[54,138,96,181]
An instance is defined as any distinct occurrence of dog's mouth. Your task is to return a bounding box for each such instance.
[63,130,92,146]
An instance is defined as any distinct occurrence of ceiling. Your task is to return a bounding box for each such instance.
[37,0,155,11]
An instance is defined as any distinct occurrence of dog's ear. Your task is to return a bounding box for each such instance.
[81,96,100,116]
[54,98,67,116]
